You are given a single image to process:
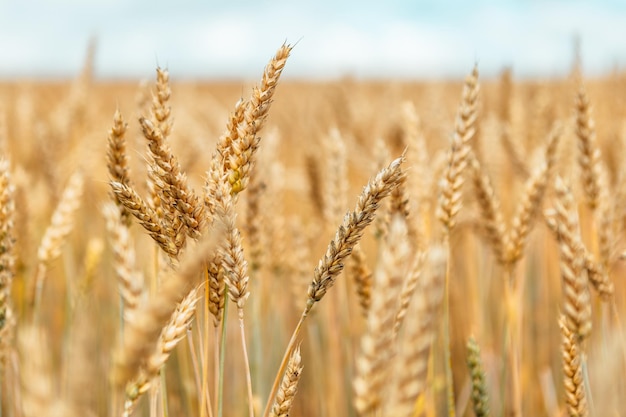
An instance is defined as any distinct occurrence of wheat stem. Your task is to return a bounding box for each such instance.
[239,314,255,417]
[217,299,228,417]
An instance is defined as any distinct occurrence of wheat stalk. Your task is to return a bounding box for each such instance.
[150,67,173,138]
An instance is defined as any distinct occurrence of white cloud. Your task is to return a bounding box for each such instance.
[0,1,624,79]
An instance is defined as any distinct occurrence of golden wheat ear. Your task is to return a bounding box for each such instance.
[214,43,293,199]
[559,316,589,417]
[307,155,405,307]
[437,65,479,233]
[106,109,133,226]
[269,345,303,417]
[468,150,507,264]
[549,177,592,342]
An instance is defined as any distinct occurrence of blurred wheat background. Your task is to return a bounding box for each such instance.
[1,2,626,417]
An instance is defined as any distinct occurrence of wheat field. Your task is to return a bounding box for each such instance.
[0,43,625,417]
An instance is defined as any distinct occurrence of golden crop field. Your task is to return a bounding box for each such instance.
[0,42,625,417]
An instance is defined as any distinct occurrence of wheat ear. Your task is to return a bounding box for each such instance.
[437,65,479,232]
[150,67,173,137]
[140,118,204,240]
[269,345,303,417]
[32,171,84,313]
[106,109,133,226]
[549,178,592,342]
[545,215,613,300]
[468,151,507,264]
[307,156,405,306]
[466,337,490,417]
[103,203,145,326]
[225,43,292,196]
[506,125,561,265]
[204,98,246,223]
[0,159,15,367]
[110,181,179,259]
[348,245,372,317]
[392,250,425,338]
[575,87,602,211]
[559,316,588,417]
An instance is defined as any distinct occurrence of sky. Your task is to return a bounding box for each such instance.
[0,1,624,80]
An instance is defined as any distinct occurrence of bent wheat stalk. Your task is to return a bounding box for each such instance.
[262,155,405,417]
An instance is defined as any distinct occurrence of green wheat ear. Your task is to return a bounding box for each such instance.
[467,336,490,417]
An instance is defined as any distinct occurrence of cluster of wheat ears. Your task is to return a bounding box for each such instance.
[0,41,625,417]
